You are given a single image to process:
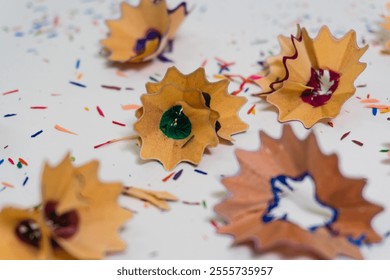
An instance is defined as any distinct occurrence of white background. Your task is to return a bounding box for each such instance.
[0,0,390,259]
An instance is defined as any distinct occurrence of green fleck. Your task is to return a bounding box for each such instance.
[160,105,192,140]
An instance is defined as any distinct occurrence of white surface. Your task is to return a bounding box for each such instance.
[0,0,390,259]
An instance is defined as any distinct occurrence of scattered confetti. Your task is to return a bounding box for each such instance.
[327,121,334,127]
[101,85,121,91]
[359,95,390,114]
[69,81,86,88]
[121,104,141,110]
[2,182,14,188]
[18,158,28,166]
[194,169,208,175]
[94,140,113,149]
[215,57,235,74]
[116,71,128,78]
[217,73,258,95]
[8,158,14,165]
[247,104,256,115]
[0,159,4,165]
[22,177,29,187]
[162,171,175,182]
[149,76,159,82]
[340,131,351,141]
[54,124,78,135]
[4,113,17,117]
[210,219,219,229]
[360,98,380,103]
[2,89,19,95]
[93,136,136,149]
[202,200,207,209]
[173,169,183,180]
[112,120,126,127]
[96,106,105,117]
[30,106,47,109]
[31,130,43,138]
[75,59,81,69]
[352,140,364,147]
[348,234,366,247]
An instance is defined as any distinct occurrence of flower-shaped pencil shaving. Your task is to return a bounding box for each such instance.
[381,3,390,54]
[215,126,382,259]
[254,26,368,128]
[134,67,248,170]
[101,0,188,63]
[0,155,132,259]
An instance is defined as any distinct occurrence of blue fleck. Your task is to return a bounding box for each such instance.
[348,234,366,247]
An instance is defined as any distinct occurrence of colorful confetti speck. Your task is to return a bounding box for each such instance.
[101,85,121,91]
[352,140,364,147]
[194,169,207,175]
[69,81,86,88]
[112,120,126,127]
[96,106,105,117]
[2,89,19,95]
[31,130,43,138]
[22,177,29,187]
[173,169,183,180]
[54,124,78,135]
[162,171,175,182]
[340,131,351,141]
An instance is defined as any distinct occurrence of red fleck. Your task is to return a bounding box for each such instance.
[96,106,105,117]
[340,131,351,141]
[210,219,219,229]
[162,171,175,182]
[101,85,121,91]
[53,16,59,27]
[2,89,19,95]
[94,140,112,149]
[112,121,126,127]
[30,106,47,109]
[247,104,256,115]
[352,140,364,147]
[18,158,28,166]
